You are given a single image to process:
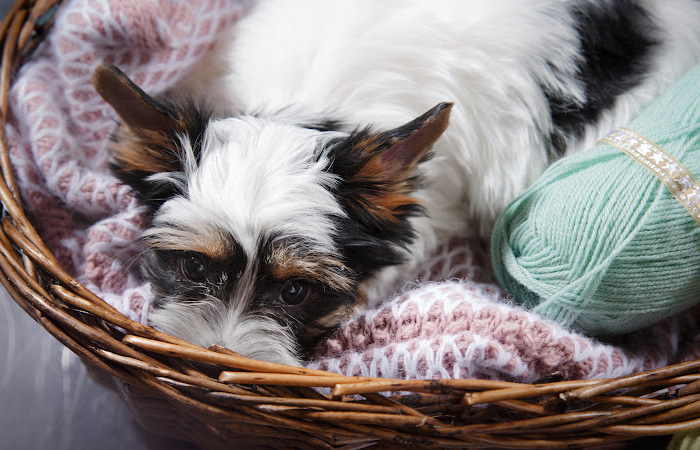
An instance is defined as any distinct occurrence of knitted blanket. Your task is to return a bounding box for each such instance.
[8,0,700,382]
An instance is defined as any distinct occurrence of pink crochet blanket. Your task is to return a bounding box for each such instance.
[8,0,700,382]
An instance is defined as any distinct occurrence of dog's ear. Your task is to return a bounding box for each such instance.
[93,64,179,135]
[340,102,453,225]
[328,102,452,277]
[361,102,453,182]
[93,64,182,178]
[93,65,207,209]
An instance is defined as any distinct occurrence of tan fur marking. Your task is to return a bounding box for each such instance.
[145,227,234,261]
[310,287,366,332]
[364,188,420,223]
[111,125,184,175]
[268,246,354,293]
[351,136,421,223]
[312,304,356,329]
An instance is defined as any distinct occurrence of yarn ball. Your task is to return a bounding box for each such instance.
[491,65,700,336]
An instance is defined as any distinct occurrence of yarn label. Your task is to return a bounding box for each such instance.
[600,128,700,225]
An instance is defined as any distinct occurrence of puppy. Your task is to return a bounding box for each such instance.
[94,0,700,366]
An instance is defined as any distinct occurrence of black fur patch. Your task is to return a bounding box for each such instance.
[111,158,181,211]
[301,119,343,132]
[110,100,211,210]
[544,0,659,155]
[325,130,425,278]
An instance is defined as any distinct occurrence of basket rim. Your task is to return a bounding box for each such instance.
[0,1,698,448]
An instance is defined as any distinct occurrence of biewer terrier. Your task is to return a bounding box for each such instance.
[94,0,700,365]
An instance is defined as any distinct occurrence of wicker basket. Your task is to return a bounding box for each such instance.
[2,1,699,448]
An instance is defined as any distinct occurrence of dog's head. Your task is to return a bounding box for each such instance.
[94,65,451,365]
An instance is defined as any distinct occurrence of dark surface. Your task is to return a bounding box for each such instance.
[0,1,194,449]
[1,287,198,450]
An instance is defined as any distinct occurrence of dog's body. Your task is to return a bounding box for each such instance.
[96,0,700,365]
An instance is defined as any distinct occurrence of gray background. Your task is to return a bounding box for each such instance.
[1,287,194,450]
[0,1,194,449]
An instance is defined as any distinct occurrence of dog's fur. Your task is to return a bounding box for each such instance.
[95,0,700,366]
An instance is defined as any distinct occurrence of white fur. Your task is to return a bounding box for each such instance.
[150,297,302,366]
[150,118,344,257]
[156,0,700,363]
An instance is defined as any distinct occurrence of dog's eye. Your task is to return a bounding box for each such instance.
[279,279,310,305]
[181,253,207,281]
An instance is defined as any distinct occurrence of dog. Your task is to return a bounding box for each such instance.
[94,0,700,366]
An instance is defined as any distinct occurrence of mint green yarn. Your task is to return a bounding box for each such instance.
[491,65,700,336]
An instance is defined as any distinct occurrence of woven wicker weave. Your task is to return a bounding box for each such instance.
[1,1,699,448]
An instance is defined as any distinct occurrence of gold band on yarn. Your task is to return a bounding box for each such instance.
[600,128,700,225]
